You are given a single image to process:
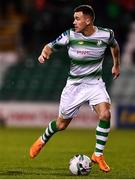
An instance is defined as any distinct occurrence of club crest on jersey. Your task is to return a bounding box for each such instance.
[97,40,102,46]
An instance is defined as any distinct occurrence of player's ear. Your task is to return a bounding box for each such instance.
[85,17,91,25]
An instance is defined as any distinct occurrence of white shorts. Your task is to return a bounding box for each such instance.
[59,81,111,119]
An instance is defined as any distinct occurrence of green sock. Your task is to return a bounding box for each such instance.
[42,120,58,143]
[95,119,110,155]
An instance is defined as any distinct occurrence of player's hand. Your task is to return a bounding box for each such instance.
[38,55,47,64]
[38,45,53,64]
[112,65,120,80]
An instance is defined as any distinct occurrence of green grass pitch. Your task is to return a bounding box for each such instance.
[0,127,135,179]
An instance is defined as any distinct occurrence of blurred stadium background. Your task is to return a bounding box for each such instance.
[0,0,135,179]
[0,0,135,128]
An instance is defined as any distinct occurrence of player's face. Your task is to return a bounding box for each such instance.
[73,12,91,33]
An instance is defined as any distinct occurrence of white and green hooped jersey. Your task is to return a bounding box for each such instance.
[48,27,117,85]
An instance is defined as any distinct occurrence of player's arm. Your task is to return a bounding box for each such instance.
[38,30,70,64]
[108,29,120,80]
[110,42,120,80]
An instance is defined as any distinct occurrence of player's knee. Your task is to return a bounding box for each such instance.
[99,110,111,120]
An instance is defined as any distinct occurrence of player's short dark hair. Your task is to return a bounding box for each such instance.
[74,5,95,21]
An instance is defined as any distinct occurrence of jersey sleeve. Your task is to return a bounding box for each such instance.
[108,29,117,47]
[47,30,70,50]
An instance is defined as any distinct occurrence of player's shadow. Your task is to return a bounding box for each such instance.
[36,167,91,177]
[0,167,89,178]
[36,167,71,177]
[0,170,23,176]
[0,167,70,177]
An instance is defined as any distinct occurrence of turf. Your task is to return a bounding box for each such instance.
[0,127,135,179]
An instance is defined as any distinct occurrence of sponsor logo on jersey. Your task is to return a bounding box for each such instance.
[78,41,84,45]
[77,50,91,55]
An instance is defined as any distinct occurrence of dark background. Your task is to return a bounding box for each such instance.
[0,0,134,102]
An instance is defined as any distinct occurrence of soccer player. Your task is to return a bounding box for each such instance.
[29,5,120,172]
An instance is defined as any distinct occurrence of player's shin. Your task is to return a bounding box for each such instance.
[42,120,59,143]
[95,119,110,156]
[29,120,59,158]
[91,119,111,172]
